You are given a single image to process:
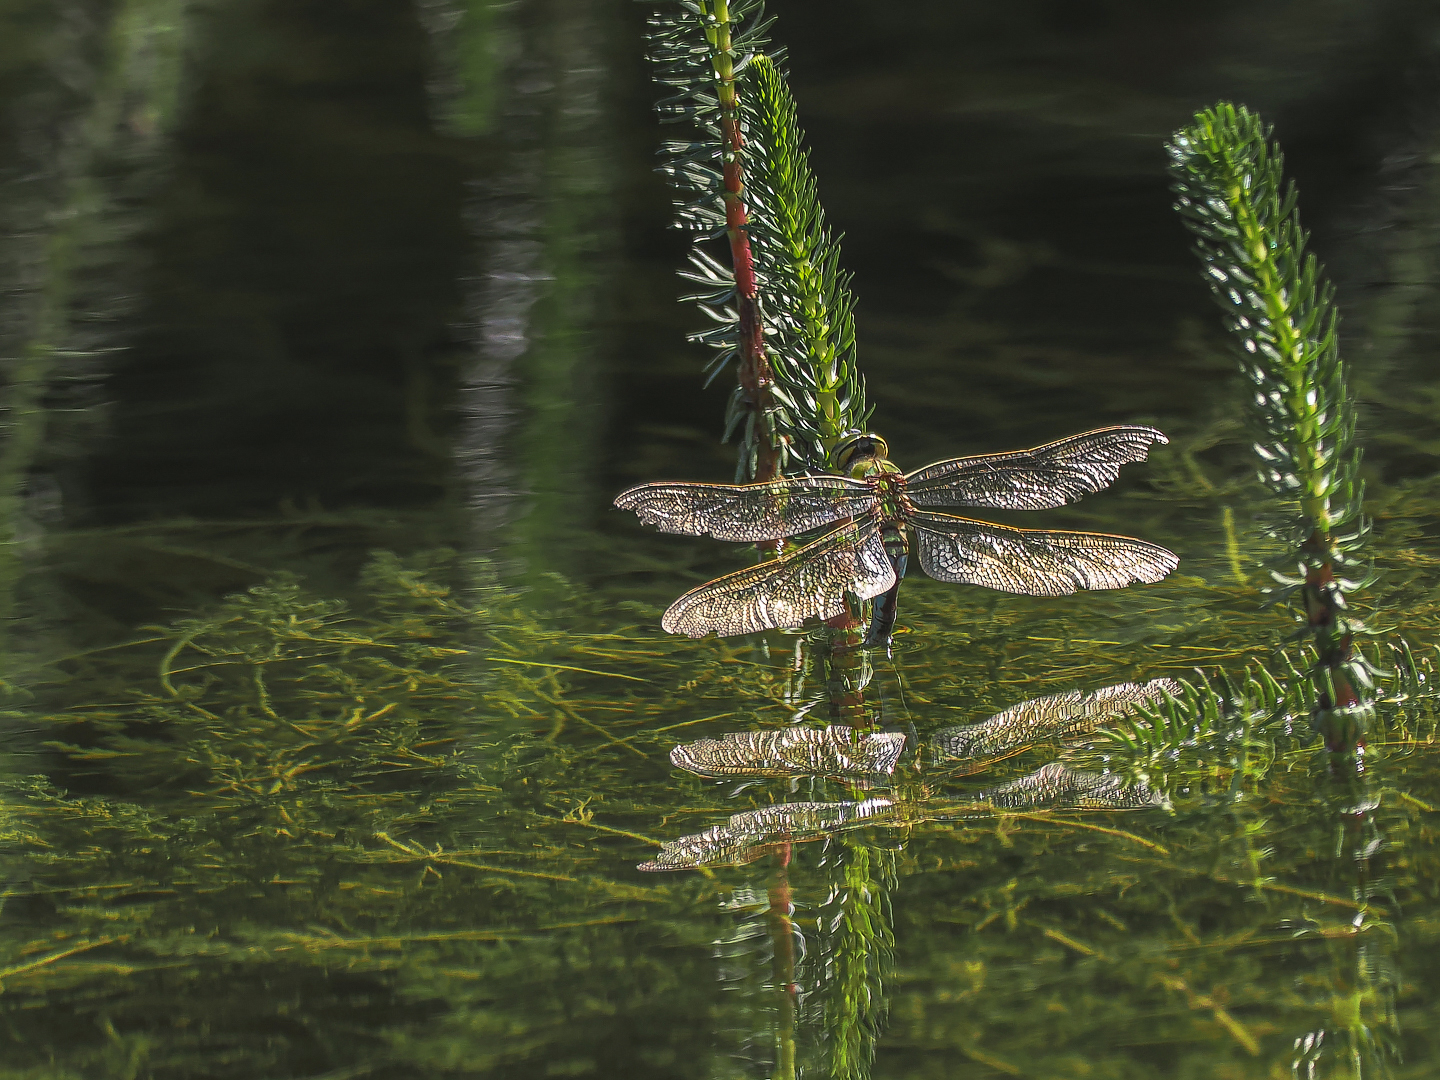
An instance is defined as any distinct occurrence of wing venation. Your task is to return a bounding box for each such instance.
[912,510,1178,596]
[662,518,896,638]
[905,425,1167,510]
[615,475,874,541]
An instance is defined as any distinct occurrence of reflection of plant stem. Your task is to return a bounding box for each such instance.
[0,0,191,626]
[1221,506,1247,585]
[768,845,798,1080]
[816,839,894,1080]
[823,621,871,727]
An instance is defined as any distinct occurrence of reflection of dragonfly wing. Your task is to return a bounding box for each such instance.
[662,517,896,637]
[671,726,907,778]
[912,510,1178,596]
[905,425,1166,510]
[638,799,896,871]
[933,679,1181,765]
[980,761,1165,811]
[615,475,875,541]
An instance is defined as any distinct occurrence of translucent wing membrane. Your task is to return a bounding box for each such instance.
[912,510,1178,596]
[661,518,895,637]
[905,425,1168,510]
[614,475,874,541]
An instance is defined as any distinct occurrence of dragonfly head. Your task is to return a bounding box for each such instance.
[830,432,890,474]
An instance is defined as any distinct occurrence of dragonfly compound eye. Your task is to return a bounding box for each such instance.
[831,433,889,472]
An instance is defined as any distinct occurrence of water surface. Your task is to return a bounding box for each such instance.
[4,1,1440,1077]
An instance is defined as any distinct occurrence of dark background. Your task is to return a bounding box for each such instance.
[6,0,1440,602]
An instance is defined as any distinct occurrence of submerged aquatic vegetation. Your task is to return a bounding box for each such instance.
[0,551,770,1074]
[4,538,1439,1076]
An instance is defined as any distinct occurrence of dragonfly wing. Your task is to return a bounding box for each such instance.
[912,510,1178,596]
[661,518,896,637]
[615,475,875,541]
[905,425,1167,510]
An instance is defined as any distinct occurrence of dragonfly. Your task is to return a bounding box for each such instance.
[615,425,1179,645]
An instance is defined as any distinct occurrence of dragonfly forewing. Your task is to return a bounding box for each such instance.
[661,517,896,637]
[615,475,874,542]
[905,425,1167,511]
[911,509,1178,596]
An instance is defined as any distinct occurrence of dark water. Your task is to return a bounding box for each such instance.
[5,0,1440,1076]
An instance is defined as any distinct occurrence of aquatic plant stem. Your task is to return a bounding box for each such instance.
[705,0,777,483]
[1169,104,1370,748]
[1219,159,1357,715]
[748,55,864,459]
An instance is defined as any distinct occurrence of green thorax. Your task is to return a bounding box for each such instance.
[830,433,910,522]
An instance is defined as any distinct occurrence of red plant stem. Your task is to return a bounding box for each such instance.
[709,2,777,483]
[768,845,796,990]
[768,846,799,1073]
[1302,534,1364,752]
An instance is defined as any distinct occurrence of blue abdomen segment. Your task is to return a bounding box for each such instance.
[865,528,908,648]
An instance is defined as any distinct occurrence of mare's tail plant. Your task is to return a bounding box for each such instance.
[1168,104,1375,752]
[645,2,869,481]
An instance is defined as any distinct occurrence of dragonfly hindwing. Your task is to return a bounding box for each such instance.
[911,510,1179,596]
[661,518,896,637]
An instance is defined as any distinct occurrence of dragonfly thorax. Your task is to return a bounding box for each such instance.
[864,470,914,524]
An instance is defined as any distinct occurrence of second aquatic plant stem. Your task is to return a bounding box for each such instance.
[749,54,856,454]
[1170,104,1369,739]
[1218,151,1357,710]
[1225,173,1330,537]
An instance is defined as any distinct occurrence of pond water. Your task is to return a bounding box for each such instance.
[5,1,1440,1077]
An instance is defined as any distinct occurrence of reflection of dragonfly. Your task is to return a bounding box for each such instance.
[644,679,1177,871]
[665,680,1178,781]
[616,426,1178,644]
[638,763,1168,872]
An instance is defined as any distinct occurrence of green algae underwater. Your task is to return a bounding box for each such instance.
[8,0,1440,1078]
[8,525,1440,1078]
